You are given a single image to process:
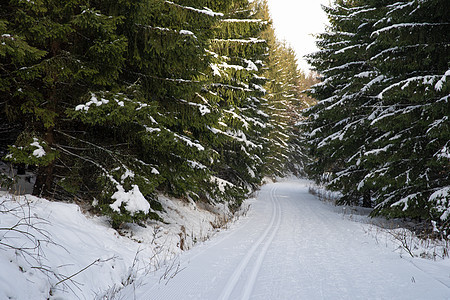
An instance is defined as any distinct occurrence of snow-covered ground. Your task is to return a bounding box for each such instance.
[0,191,230,299]
[1,179,449,299]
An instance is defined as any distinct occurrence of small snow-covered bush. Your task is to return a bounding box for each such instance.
[98,183,162,229]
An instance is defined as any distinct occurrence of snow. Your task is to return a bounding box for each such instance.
[355,71,373,78]
[244,59,258,71]
[222,19,267,24]
[364,144,392,156]
[75,93,109,111]
[164,1,223,17]
[324,61,365,73]
[0,190,229,299]
[144,125,161,133]
[211,63,222,77]
[187,160,207,170]
[213,38,266,44]
[173,132,205,151]
[435,69,450,91]
[117,180,450,299]
[429,186,450,221]
[391,193,420,211]
[1,180,449,299]
[179,30,194,36]
[435,144,450,160]
[371,23,440,38]
[30,138,46,158]
[210,176,235,193]
[334,44,363,55]
[427,116,448,134]
[179,98,211,115]
[347,7,377,17]
[377,75,441,99]
[370,46,399,61]
[120,168,135,181]
[110,185,151,215]
[252,84,266,93]
[247,166,256,178]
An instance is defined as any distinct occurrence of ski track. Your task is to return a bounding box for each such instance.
[122,180,450,300]
[220,186,282,300]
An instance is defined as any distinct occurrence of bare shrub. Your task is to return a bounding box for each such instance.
[363,222,449,260]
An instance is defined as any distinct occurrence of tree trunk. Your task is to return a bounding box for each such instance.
[362,190,372,208]
[33,127,55,197]
[33,41,59,198]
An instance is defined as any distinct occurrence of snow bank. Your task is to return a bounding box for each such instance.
[0,191,229,299]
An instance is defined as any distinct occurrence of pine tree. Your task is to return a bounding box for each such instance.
[304,0,384,207]
[304,0,450,230]
[362,0,450,224]
[252,0,310,177]
[203,0,269,203]
[1,0,128,198]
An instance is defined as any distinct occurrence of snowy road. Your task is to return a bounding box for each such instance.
[124,180,450,299]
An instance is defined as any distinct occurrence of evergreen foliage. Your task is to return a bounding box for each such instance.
[304,0,450,230]
[1,0,310,227]
[205,1,269,195]
[254,0,313,177]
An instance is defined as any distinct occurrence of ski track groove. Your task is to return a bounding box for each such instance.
[241,187,282,300]
[218,186,281,300]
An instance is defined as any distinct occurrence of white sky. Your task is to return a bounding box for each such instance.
[266,0,330,73]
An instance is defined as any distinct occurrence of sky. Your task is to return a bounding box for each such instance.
[266,0,330,73]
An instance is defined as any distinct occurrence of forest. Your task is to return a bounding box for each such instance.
[0,0,313,227]
[1,0,449,232]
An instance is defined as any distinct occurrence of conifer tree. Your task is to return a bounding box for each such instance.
[1,0,228,225]
[203,0,269,201]
[1,0,128,199]
[253,0,310,177]
[1,0,317,228]
[304,0,384,207]
[362,0,450,224]
[63,0,228,222]
[304,0,450,230]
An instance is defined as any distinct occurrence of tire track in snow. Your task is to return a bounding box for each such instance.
[218,185,282,300]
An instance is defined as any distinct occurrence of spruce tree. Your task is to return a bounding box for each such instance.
[363,0,450,224]
[1,0,128,198]
[1,0,280,226]
[304,0,450,230]
[1,0,226,225]
[66,0,228,223]
[204,0,269,202]
[1,0,319,228]
[252,0,310,178]
[304,0,384,207]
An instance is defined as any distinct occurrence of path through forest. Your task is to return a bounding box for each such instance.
[119,179,450,299]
